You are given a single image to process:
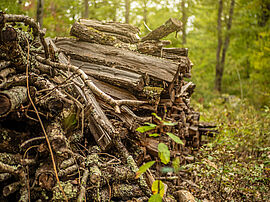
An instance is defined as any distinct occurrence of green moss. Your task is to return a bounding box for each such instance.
[52,181,78,201]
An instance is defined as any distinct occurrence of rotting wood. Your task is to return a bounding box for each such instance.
[55,37,180,82]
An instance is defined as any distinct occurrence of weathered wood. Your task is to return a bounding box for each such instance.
[70,22,119,46]
[162,47,188,57]
[0,86,27,117]
[45,38,115,150]
[70,59,145,92]
[141,18,182,42]
[137,40,171,55]
[55,38,180,82]
[91,76,137,100]
[79,18,139,43]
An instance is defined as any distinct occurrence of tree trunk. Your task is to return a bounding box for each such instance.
[219,0,235,90]
[143,0,148,25]
[214,0,223,92]
[36,0,44,28]
[215,0,235,92]
[83,0,89,18]
[181,0,187,45]
[125,0,130,24]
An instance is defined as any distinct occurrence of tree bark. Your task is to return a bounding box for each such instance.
[83,0,89,19]
[125,0,130,24]
[215,0,235,92]
[181,0,187,45]
[219,0,235,90]
[214,0,223,92]
[36,0,44,28]
[143,0,148,25]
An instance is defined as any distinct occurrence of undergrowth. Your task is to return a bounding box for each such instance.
[189,98,270,201]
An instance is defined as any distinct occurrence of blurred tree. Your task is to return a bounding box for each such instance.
[36,0,44,28]
[125,0,130,23]
[181,0,187,44]
[214,0,235,92]
[83,0,89,18]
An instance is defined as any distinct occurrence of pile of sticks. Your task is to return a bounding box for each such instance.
[0,13,215,201]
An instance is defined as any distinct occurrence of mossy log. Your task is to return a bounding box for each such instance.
[79,19,139,43]
[70,22,119,46]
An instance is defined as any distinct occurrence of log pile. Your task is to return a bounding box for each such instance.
[0,14,215,201]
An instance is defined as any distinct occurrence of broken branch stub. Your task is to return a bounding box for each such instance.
[141,18,182,42]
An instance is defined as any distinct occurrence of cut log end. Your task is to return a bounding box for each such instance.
[0,94,11,117]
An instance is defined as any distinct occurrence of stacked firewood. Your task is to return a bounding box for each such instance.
[0,14,215,201]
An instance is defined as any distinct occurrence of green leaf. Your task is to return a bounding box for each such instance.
[136,125,156,133]
[62,113,78,132]
[161,167,174,173]
[144,122,157,127]
[152,180,165,197]
[172,157,180,172]
[149,133,160,137]
[163,121,177,126]
[148,193,162,202]
[158,143,170,164]
[135,161,155,179]
[166,133,184,145]
[151,113,162,121]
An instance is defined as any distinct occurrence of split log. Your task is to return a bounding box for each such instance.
[55,38,180,82]
[141,18,182,42]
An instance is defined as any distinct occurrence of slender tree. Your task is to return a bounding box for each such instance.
[125,0,130,23]
[215,0,223,92]
[83,0,89,18]
[215,0,235,92]
[36,0,44,28]
[143,0,148,25]
[219,0,235,89]
[181,0,187,45]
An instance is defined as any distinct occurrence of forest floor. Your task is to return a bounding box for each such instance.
[187,98,270,201]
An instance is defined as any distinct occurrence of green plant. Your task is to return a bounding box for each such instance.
[135,113,184,201]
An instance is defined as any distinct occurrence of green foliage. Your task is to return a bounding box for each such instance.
[189,100,270,200]
[172,157,181,172]
[166,132,184,145]
[62,112,78,132]
[136,125,156,133]
[151,180,165,197]
[158,143,170,164]
[148,133,160,137]
[148,193,162,202]
[151,112,162,121]
[135,161,155,179]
